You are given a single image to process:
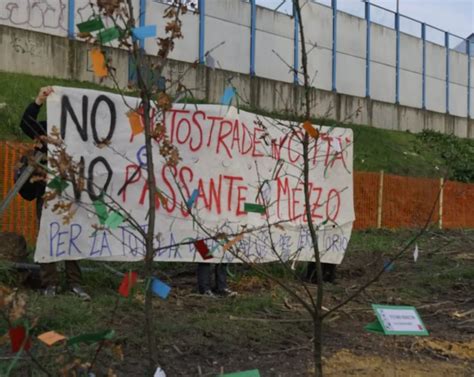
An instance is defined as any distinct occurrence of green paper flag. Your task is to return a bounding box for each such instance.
[244,203,265,214]
[221,370,261,377]
[98,27,121,43]
[77,18,104,33]
[47,177,69,193]
[67,329,115,346]
[93,199,108,225]
[105,211,124,229]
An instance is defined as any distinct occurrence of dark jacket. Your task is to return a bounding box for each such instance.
[16,102,47,201]
[20,102,47,149]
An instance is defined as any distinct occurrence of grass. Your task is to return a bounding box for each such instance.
[0,70,470,181]
[0,72,121,140]
[335,228,474,301]
[1,229,473,375]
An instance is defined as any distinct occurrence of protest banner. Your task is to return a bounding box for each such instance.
[35,87,354,264]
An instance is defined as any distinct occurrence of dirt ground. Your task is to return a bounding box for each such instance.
[156,230,473,376]
[1,229,473,376]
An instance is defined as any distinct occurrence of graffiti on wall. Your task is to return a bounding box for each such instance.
[0,0,67,34]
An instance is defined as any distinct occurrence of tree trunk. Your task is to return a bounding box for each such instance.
[142,96,158,376]
[313,314,323,376]
[294,1,325,375]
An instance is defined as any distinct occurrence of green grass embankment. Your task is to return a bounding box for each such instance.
[1,71,472,182]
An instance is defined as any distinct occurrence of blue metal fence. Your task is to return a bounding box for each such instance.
[67,0,75,39]
[137,0,472,118]
[198,0,205,64]
[250,0,257,77]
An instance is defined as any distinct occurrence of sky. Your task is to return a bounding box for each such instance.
[260,0,474,43]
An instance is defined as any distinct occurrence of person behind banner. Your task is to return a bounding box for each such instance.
[197,263,237,298]
[18,86,90,301]
[305,262,337,283]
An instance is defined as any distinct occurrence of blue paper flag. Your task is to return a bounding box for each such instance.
[132,25,157,40]
[186,189,199,209]
[151,278,171,299]
[383,259,394,272]
[220,86,236,106]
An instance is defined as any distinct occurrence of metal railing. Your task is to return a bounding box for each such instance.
[62,0,473,118]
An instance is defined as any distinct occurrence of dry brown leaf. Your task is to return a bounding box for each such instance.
[77,32,92,39]
[0,332,9,346]
[0,285,13,308]
[273,223,285,231]
[9,293,27,322]
[157,92,172,111]
[111,343,124,361]
[96,139,111,149]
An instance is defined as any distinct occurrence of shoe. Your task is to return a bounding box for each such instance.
[217,288,237,298]
[70,285,91,301]
[43,285,58,297]
[200,290,217,298]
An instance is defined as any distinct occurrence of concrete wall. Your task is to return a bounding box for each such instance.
[300,2,333,91]
[255,5,293,83]
[1,24,473,140]
[426,42,446,113]
[400,33,422,108]
[336,12,366,97]
[1,0,471,121]
[0,0,140,39]
[205,0,250,75]
[371,23,396,104]
[449,50,468,117]
[0,0,68,37]
[145,0,199,63]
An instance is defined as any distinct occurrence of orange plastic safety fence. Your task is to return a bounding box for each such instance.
[1,143,474,247]
[0,141,38,244]
[353,172,379,229]
[382,174,440,228]
[443,181,474,229]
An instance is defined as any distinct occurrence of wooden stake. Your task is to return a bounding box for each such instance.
[377,170,384,229]
[439,177,444,229]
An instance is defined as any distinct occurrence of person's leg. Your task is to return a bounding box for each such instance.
[40,263,59,295]
[215,264,237,297]
[322,263,337,283]
[215,264,228,292]
[65,261,82,286]
[305,262,316,283]
[305,262,337,283]
[197,263,212,294]
[65,261,90,300]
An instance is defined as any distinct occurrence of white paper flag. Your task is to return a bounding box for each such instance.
[154,367,166,377]
[413,244,419,262]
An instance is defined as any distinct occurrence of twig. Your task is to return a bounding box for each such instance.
[229,315,312,323]
[88,296,121,373]
[260,345,310,355]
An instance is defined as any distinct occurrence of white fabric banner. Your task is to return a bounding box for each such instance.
[35,86,354,264]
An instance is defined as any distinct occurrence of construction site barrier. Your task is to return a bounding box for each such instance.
[1,142,473,244]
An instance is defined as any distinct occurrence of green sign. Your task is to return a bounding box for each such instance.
[365,304,429,336]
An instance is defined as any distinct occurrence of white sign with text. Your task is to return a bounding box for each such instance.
[35,86,354,264]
